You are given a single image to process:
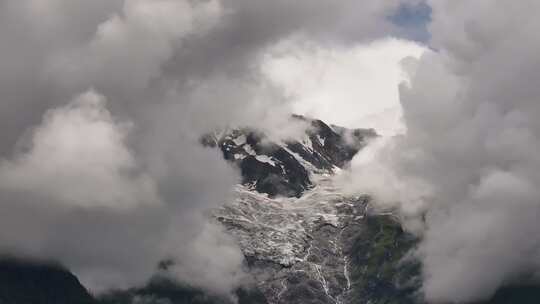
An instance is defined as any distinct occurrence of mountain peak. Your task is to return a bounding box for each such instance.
[202,116,377,197]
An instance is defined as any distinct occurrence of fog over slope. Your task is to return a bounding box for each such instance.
[341,1,540,303]
[3,1,533,303]
[0,0,421,296]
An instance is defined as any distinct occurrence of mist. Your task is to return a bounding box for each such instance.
[339,0,540,303]
[0,0,416,297]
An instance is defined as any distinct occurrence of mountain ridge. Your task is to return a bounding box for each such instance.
[201,115,376,197]
[1,117,539,304]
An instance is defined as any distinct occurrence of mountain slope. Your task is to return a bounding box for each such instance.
[0,258,95,304]
[1,117,540,304]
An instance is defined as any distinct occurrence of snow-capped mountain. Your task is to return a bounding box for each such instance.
[206,117,418,304]
[0,116,536,304]
[202,115,376,197]
[207,117,540,304]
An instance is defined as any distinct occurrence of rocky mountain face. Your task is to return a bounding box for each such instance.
[205,117,540,304]
[207,117,418,304]
[2,117,540,304]
[201,115,377,197]
[0,258,95,304]
[214,177,417,304]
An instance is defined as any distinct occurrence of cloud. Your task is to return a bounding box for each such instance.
[0,0,416,296]
[341,0,540,302]
[49,0,223,91]
[262,37,426,135]
[0,91,157,209]
[0,91,167,290]
[164,222,248,296]
[0,91,244,294]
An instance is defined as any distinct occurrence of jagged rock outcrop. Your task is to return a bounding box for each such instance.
[202,115,376,197]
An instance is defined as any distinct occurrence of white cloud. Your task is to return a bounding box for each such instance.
[0,91,246,295]
[262,37,426,135]
[0,91,158,210]
[0,0,426,297]
[341,1,540,302]
[49,0,223,91]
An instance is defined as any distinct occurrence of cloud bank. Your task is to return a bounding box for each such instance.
[262,37,426,135]
[0,0,416,296]
[341,0,540,303]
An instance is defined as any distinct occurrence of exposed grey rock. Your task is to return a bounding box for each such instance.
[202,116,376,197]
[214,176,370,304]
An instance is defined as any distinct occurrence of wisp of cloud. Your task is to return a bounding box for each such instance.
[341,0,540,303]
[0,0,415,297]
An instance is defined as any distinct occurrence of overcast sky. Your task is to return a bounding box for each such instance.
[263,37,426,135]
[340,1,540,303]
[0,0,430,297]
[4,1,537,304]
